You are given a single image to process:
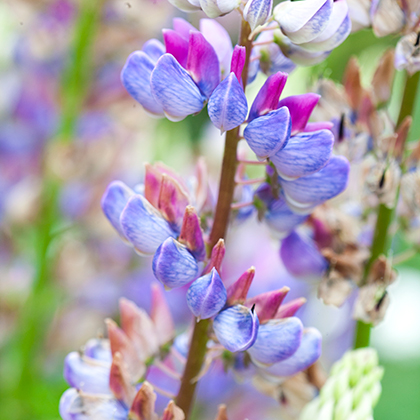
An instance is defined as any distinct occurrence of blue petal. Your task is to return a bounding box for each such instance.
[213,304,259,352]
[186,268,227,319]
[101,181,135,240]
[150,54,206,122]
[121,51,164,117]
[280,230,328,279]
[64,352,111,394]
[248,317,303,365]
[279,156,350,210]
[152,237,199,289]
[208,73,248,132]
[243,0,273,31]
[142,39,165,63]
[120,194,177,255]
[244,106,291,159]
[264,196,308,234]
[271,129,334,180]
[263,328,322,376]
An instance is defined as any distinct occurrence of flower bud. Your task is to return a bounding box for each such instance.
[243,0,273,31]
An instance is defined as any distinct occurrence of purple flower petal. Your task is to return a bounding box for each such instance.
[243,0,273,31]
[271,129,334,179]
[120,194,177,255]
[153,237,199,289]
[64,352,111,394]
[163,29,189,68]
[208,73,248,132]
[280,230,328,279]
[213,304,259,352]
[274,0,333,44]
[172,17,196,39]
[248,317,303,365]
[199,19,233,78]
[244,107,291,159]
[277,93,320,134]
[279,156,350,211]
[263,328,322,376]
[248,72,288,121]
[187,31,221,98]
[150,54,206,122]
[230,45,246,86]
[121,51,164,117]
[264,196,308,234]
[142,39,165,63]
[101,181,135,240]
[186,268,227,319]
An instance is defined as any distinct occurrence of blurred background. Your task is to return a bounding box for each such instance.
[0,1,419,419]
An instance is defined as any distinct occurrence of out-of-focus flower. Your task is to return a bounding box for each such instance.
[395,31,420,74]
[300,348,384,420]
[272,0,351,64]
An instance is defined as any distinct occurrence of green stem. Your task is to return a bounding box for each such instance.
[354,71,420,349]
[175,19,252,419]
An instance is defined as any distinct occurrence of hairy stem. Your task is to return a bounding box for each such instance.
[175,19,252,418]
[354,71,420,349]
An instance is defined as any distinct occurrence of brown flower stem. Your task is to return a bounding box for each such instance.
[354,70,420,349]
[175,19,252,419]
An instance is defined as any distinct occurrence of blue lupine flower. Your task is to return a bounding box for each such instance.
[122,19,221,122]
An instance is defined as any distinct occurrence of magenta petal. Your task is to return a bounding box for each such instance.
[249,72,288,121]
[187,31,221,98]
[163,29,189,68]
[230,45,246,86]
[245,287,289,322]
[277,93,320,134]
[303,121,333,132]
[172,17,196,39]
[179,206,206,261]
[275,297,307,319]
[227,267,255,305]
